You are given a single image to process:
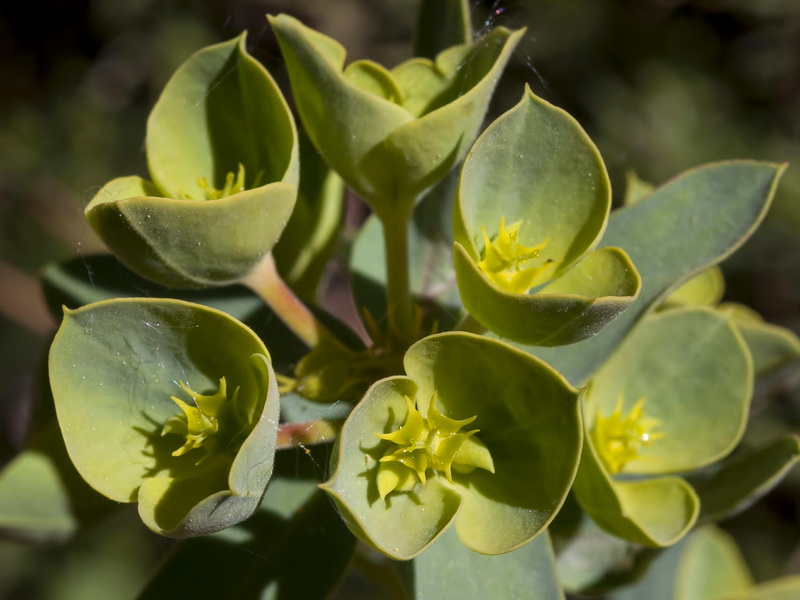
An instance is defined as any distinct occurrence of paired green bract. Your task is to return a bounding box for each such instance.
[322,332,582,559]
[573,307,752,546]
[85,35,299,288]
[48,299,280,537]
[269,13,523,219]
[453,87,642,346]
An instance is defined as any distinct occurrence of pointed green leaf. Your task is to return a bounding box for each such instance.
[270,13,522,215]
[530,161,785,384]
[690,434,800,523]
[411,527,564,600]
[454,88,640,345]
[49,298,279,536]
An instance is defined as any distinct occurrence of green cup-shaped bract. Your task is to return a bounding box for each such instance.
[454,87,641,346]
[87,34,299,288]
[573,307,753,546]
[49,298,281,537]
[322,332,582,559]
[268,13,523,218]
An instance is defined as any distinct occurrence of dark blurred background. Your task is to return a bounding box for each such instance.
[0,0,798,595]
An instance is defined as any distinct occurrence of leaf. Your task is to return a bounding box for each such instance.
[49,298,280,536]
[689,434,800,523]
[530,161,785,385]
[270,13,522,215]
[454,87,640,345]
[410,527,564,600]
[414,0,472,59]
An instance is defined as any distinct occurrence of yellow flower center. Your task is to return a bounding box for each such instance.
[179,163,263,200]
[161,377,239,464]
[477,216,556,294]
[591,396,664,474]
[373,393,494,499]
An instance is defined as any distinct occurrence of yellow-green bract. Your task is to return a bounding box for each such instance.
[86,34,299,288]
[453,87,641,346]
[573,307,753,546]
[321,332,582,560]
[269,13,523,220]
[49,298,281,537]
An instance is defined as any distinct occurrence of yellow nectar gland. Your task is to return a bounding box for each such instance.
[477,216,556,294]
[591,396,664,475]
[373,394,494,500]
[161,377,239,464]
[181,163,258,200]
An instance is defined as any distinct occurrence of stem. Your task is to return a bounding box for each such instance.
[276,419,342,450]
[380,209,415,345]
[241,253,330,348]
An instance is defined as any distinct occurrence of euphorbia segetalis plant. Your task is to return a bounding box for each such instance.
[9,1,796,598]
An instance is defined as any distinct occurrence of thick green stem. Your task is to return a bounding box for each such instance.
[380,209,415,345]
[241,253,331,348]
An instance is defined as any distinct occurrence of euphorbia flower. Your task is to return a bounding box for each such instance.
[321,332,582,559]
[49,298,281,537]
[453,87,641,346]
[573,307,753,546]
[269,13,523,218]
[86,34,299,288]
